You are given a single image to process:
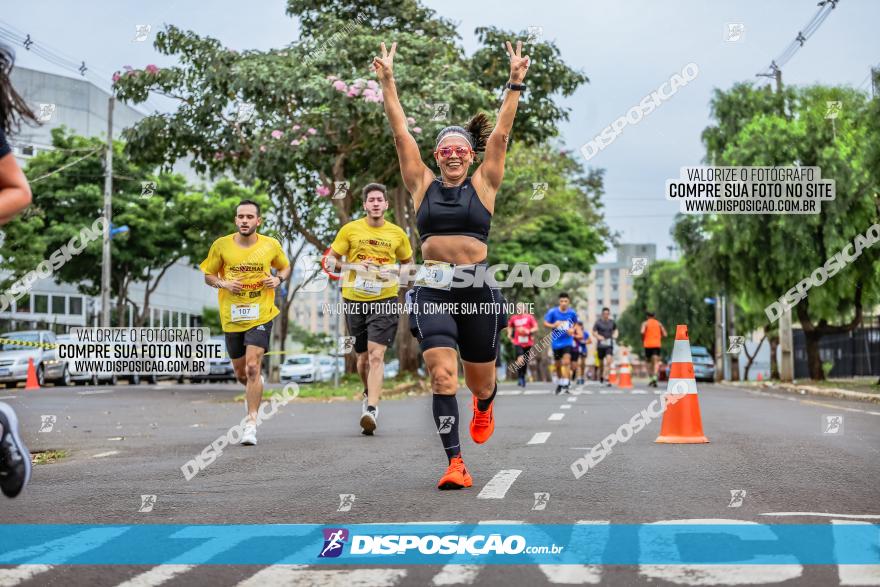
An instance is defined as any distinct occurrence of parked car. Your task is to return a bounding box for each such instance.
[280,354,324,383]
[0,330,67,387]
[55,334,157,386]
[186,336,236,383]
[691,346,716,382]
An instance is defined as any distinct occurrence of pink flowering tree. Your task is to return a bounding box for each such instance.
[112,0,591,372]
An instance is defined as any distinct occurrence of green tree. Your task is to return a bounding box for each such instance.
[675,83,880,379]
[489,142,609,309]
[2,128,263,326]
[617,260,715,358]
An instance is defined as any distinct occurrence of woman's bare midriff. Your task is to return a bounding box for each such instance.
[421,235,487,265]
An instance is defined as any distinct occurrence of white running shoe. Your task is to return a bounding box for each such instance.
[241,422,257,446]
[360,406,377,436]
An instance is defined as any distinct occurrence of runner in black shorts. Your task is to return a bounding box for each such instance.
[374,38,529,489]
[327,183,413,435]
[200,200,291,446]
[592,307,618,387]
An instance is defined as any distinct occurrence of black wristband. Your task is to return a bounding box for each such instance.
[505,82,527,92]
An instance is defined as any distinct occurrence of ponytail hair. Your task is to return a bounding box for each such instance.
[0,43,38,134]
[464,112,492,153]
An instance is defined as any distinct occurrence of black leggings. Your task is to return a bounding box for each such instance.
[514,345,531,379]
[406,280,507,363]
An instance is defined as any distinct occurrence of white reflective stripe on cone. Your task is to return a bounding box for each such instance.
[670,339,693,364]
[666,378,698,395]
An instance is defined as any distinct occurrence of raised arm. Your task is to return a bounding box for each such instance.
[474,41,530,194]
[373,42,433,205]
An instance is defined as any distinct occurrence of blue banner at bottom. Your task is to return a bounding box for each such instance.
[0,523,877,565]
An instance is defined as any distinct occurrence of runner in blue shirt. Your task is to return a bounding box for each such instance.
[543,293,579,394]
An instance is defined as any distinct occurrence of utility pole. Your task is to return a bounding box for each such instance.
[100,96,114,327]
[714,294,723,382]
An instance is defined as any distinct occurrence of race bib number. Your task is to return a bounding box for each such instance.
[353,275,382,297]
[517,335,529,344]
[230,303,259,322]
[414,261,455,290]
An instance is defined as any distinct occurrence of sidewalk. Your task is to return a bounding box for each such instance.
[728,379,880,404]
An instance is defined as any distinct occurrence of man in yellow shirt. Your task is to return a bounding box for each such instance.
[327,183,413,435]
[200,200,291,446]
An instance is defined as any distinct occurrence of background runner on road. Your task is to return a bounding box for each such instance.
[507,303,538,388]
[641,311,668,388]
[327,182,413,435]
[592,307,618,387]
[200,200,290,446]
[573,320,589,386]
[544,293,578,395]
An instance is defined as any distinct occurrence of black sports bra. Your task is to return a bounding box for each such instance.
[415,177,492,244]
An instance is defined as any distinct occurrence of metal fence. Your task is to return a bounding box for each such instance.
[793,319,880,378]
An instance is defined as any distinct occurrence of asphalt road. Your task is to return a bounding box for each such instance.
[1,378,878,586]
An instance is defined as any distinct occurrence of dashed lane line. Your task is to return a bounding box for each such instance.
[528,432,551,445]
[476,470,522,499]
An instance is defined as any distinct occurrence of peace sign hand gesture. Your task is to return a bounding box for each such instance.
[505,40,530,84]
[372,42,397,84]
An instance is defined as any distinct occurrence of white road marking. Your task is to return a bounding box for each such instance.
[560,404,571,410]
[639,519,802,585]
[77,390,114,395]
[237,567,405,587]
[91,451,120,458]
[742,388,880,416]
[528,432,551,445]
[539,564,602,584]
[114,565,195,587]
[567,397,577,402]
[832,520,880,585]
[395,521,462,525]
[477,469,522,499]
[801,399,880,417]
[0,565,53,587]
[632,389,647,394]
[432,565,481,585]
[548,413,565,421]
[524,389,551,395]
[761,512,880,519]
[497,390,522,396]
[0,395,15,400]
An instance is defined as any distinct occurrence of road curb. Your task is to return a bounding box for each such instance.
[727,380,880,404]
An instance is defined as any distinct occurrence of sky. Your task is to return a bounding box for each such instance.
[4,0,879,262]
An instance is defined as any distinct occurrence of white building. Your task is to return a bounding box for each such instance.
[2,67,214,332]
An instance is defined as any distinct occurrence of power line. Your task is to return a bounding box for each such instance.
[0,19,166,115]
[756,0,840,79]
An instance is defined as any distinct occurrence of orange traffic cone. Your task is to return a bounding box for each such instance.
[656,325,708,444]
[617,350,633,389]
[25,358,40,390]
[608,364,618,386]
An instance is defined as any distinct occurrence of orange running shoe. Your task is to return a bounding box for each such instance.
[469,395,495,444]
[437,456,473,490]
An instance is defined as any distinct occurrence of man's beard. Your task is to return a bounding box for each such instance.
[238,225,257,236]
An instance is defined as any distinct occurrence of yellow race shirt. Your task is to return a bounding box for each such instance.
[199,233,290,332]
[330,218,413,302]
